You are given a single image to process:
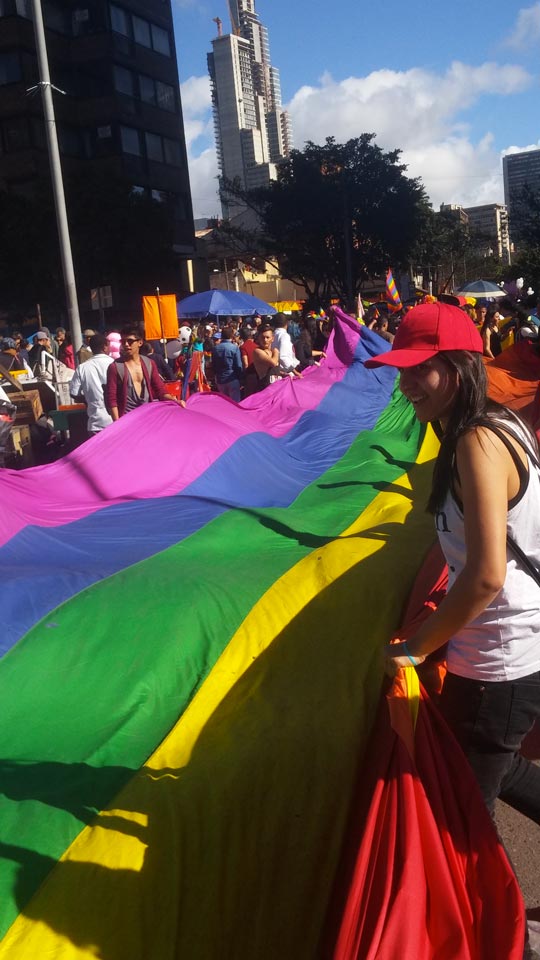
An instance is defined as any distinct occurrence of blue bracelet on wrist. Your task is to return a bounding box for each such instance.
[401,641,419,667]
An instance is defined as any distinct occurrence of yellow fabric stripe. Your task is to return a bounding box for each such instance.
[406,665,421,732]
[1,430,438,960]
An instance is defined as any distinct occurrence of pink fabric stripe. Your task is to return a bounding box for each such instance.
[0,321,355,546]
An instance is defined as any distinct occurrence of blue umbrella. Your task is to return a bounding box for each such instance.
[455,280,507,299]
[177,289,277,319]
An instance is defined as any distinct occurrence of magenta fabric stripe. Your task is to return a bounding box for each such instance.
[0,318,360,547]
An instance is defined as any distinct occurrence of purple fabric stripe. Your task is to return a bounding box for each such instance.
[0,319,357,546]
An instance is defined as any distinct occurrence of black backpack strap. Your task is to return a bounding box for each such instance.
[507,534,540,588]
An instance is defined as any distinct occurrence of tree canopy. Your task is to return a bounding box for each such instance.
[220,134,429,306]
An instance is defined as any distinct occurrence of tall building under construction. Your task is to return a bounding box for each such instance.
[207,0,293,217]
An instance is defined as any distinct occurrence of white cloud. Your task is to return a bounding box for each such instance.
[506,2,540,47]
[502,141,540,156]
[287,63,530,151]
[180,75,220,218]
[187,146,220,219]
[182,60,534,217]
[285,62,532,211]
[403,135,503,209]
[181,74,212,116]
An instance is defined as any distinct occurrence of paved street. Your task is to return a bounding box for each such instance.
[496,800,540,913]
[495,725,540,922]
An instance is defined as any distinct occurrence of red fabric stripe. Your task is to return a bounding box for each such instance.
[324,538,525,959]
[329,682,525,960]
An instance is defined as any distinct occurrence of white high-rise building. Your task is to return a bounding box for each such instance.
[463,204,512,264]
[208,1,293,217]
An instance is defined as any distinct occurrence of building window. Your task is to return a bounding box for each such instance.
[72,7,90,36]
[59,126,83,157]
[110,3,129,37]
[132,14,151,48]
[120,124,141,156]
[139,74,156,105]
[0,51,21,85]
[151,23,170,56]
[174,194,188,220]
[138,75,175,112]
[3,117,30,151]
[109,4,170,57]
[156,80,175,112]
[0,0,35,17]
[16,0,32,17]
[151,189,167,203]
[145,131,163,162]
[114,64,135,97]
[163,137,181,166]
[31,117,46,149]
[44,1,69,33]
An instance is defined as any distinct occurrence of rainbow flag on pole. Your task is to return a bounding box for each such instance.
[386,268,403,312]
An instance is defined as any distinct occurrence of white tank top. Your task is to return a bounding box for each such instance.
[436,416,540,682]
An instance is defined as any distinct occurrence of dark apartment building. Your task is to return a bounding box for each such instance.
[0,0,202,318]
[503,148,540,246]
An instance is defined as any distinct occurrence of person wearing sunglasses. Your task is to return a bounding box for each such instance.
[106,325,183,420]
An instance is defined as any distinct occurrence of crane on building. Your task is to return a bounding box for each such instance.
[212,16,223,37]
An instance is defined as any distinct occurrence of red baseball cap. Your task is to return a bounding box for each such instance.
[364,301,483,368]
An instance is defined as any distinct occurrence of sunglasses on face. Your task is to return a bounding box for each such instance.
[121,338,139,345]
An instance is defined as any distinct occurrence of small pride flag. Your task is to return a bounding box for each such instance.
[386,268,403,312]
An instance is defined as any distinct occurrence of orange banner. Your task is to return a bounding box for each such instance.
[142,294,179,340]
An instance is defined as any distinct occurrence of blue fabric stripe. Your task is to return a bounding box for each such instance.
[0,334,396,655]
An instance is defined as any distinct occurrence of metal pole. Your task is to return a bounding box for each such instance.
[30,0,83,353]
[97,286,105,332]
[155,286,166,358]
[342,179,354,311]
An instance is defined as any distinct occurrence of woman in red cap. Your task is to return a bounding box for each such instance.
[366,301,540,830]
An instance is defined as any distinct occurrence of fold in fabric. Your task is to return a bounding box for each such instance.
[329,675,525,960]
[327,550,526,960]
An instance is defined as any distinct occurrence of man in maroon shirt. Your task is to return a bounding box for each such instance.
[106,326,183,419]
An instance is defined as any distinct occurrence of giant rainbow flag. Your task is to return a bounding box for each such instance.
[0,311,529,958]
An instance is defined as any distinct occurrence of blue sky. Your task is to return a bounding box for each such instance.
[171,0,540,218]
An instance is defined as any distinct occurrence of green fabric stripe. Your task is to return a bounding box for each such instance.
[0,390,427,936]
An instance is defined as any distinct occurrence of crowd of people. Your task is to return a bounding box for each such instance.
[3,292,539,446]
[364,293,540,359]
[0,310,332,442]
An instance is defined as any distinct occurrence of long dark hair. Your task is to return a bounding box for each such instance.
[427,350,538,513]
[299,317,317,347]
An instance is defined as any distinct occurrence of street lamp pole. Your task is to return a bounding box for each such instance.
[30,0,83,353]
[342,179,354,311]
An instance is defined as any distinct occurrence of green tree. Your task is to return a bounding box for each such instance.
[220,134,428,307]
[411,207,473,291]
